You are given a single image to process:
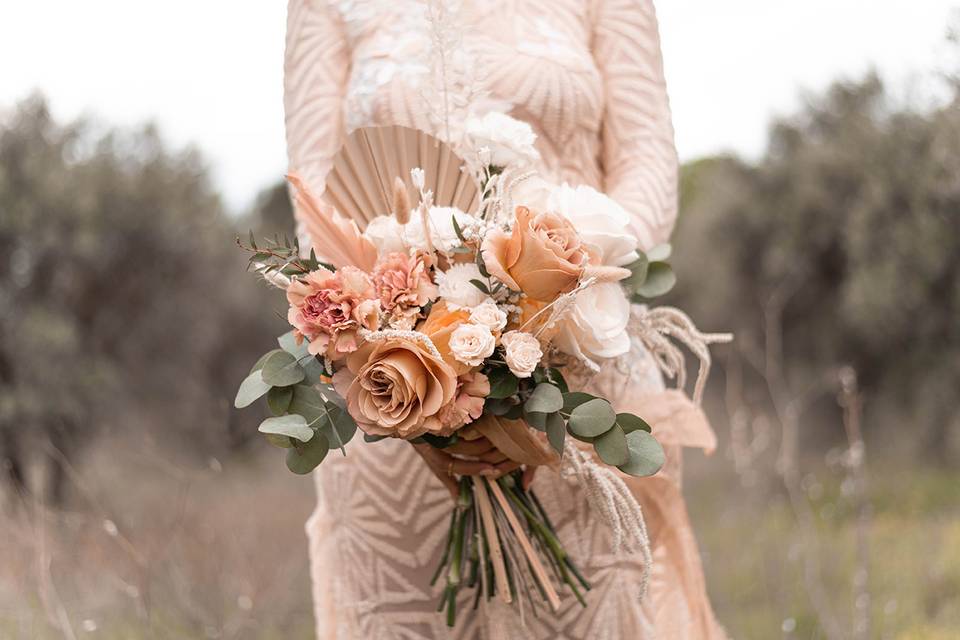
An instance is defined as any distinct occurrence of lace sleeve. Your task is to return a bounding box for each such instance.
[592,0,678,250]
[283,0,349,198]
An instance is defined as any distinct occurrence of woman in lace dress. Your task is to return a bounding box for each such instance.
[283,1,726,638]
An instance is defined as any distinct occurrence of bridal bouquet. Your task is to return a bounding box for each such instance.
[234,115,678,625]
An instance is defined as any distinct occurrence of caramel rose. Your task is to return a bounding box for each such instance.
[481,206,586,301]
[333,335,458,439]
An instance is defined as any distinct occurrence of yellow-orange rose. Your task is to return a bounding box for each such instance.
[482,206,586,301]
[333,336,457,439]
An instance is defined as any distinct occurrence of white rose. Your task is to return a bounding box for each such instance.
[469,301,508,332]
[466,112,540,168]
[437,263,489,309]
[449,323,497,367]
[508,174,556,213]
[548,184,639,267]
[403,206,479,254]
[554,282,632,363]
[363,215,407,253]
[500,331,543,378]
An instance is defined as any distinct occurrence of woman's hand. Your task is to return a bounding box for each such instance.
[412,432,531,498]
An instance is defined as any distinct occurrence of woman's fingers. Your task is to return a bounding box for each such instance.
[521,465,538,490]
[489,460,522,478]
[476,450,509,464]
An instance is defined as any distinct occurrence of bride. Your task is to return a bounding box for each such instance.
[283,0,726,637]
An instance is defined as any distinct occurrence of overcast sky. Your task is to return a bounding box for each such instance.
[1,1,955,211]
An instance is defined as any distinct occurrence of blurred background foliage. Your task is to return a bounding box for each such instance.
[1,55,958,639]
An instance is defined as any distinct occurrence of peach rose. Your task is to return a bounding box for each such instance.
[500,330,543,378]
[482,206,586,301]
[286,266,380,359]
[334,335,458,439]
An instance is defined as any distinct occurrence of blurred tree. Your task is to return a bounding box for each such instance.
[671,73,960,461]
[0,96,288,504]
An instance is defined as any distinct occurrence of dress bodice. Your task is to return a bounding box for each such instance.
[284,0,681,251]
[330,0,606,190]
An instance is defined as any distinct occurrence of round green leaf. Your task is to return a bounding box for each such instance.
[288,385,326,424]
[645,243,672,262]
[278,330,311,360]
[285,432,330,474]
[264,434,295,449]
[524,410,548,431]
[262,350,306,386]
[250,349,284,374]
[259,414,314,443]
[545,412,566,453]
[235,369,271,408]
[561,391,597,414]
[487,369,519,399]
[594,425,629,466]
[623,255,649,292]
[617,430,665,477]
[322,403,357,449]
[267,386,294,415]
[525,384,563,414]
[635,262,676,299]
[567,398,616,438]
[616,412,652,434]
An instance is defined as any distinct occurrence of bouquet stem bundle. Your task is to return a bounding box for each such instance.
[432,472,590,627]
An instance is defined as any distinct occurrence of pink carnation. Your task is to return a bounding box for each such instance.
[437,371,490,433]
[372,251,438,328]
[286,266,380,360]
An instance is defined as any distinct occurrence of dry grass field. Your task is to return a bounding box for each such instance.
[1,436,957,639]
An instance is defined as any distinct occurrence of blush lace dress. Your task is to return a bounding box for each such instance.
[283,1,727,637]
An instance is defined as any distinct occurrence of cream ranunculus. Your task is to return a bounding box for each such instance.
[449,323,497,367]
[554,282,632,363]
[469,300,508,332]
[333,335,458,439]
[500,330,543,378]
[548,184,639,267]
[436,263,489,309]
[465,112,540,168]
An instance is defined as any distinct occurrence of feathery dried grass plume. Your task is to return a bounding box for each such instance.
[392,176,411,224]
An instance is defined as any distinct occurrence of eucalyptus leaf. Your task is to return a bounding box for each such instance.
[623,255,650,293]
[567,398,616,438]
[363,433,388,443]
[487,369,519,399]
[646,243,672,262]
[267,386,294,415]
[485,397,517,416]
[262,350,306,386]
[286,432,330,474]
[235,370,271,408]
[546,412,566,454]
[259,414,314,443]
[250,349,284,374]
[525,384,563,414]
[278,330,311,360]
[616,413,652,434]
[288,385,327,425]
[617,430,666,477]
[524,410,548,431]
[264,434,295,449]
[594,425,629,466]
[561,391,597,414]
[635,262,676,299]
[323,402,358,450]
[301,356,327,386]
